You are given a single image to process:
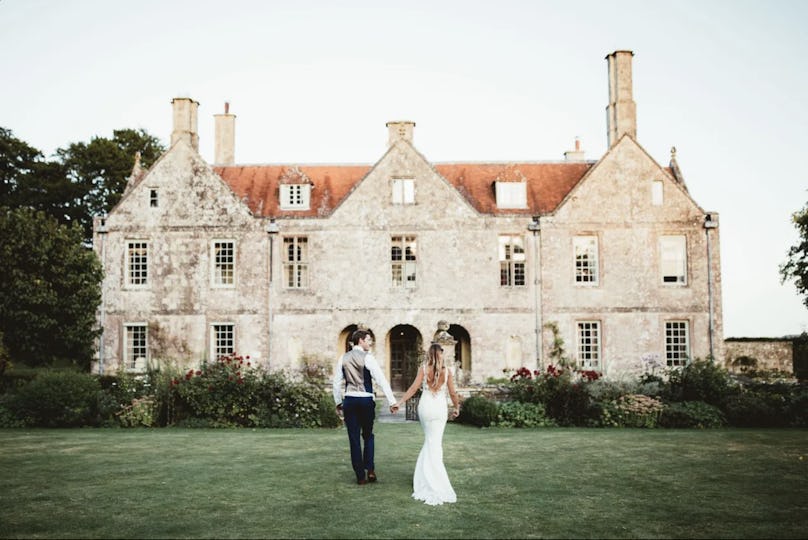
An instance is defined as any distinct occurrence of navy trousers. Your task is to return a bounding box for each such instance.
[342,396,376,481]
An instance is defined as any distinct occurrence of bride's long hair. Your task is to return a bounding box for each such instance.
[426,343,445,389]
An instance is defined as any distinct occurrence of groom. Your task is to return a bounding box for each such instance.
[333,329,398,485]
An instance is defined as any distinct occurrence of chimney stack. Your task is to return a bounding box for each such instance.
[605,50,636,148]
[171,97,200,151]
[386,121,415,147]
[564,137,586,161]
[214,101,236,165]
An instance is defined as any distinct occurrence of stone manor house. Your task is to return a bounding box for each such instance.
[92,50,723,389]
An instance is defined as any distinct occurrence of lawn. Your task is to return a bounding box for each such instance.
[1,424,806,539]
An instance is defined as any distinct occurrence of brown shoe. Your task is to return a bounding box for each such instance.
[357,478,367,485]
[367,470,377,482]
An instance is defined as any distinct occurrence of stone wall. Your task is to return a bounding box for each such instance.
[723,339,793,374]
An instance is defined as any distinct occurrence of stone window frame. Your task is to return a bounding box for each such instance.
[280,184,311,210]
[123,323,148,371]
[659,234,687,285]
[211,240,236,288]
[665,320,690,367]
[499,234,526,287]
[573,235,599,286]
[282,236,309,289]
[576,320,601,370]
[210,322,235,360]
[391,178,415,205]
[391,235,417,288]
[125,240,149,288]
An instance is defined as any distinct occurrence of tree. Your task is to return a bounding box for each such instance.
[57,128,164,241]
[0,128,81,223]
[780,201,808,309]
[0,207,103,369]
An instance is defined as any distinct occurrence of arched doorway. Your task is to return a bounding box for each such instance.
[387,324,423,391]
[338,324,376,355]
[449,324,472,379]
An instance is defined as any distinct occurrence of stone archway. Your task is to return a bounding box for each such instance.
[387,324,423,391]
[338,324,375,355]
[448,324,472,377]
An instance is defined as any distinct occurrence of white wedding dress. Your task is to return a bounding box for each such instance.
[412,365,457,505]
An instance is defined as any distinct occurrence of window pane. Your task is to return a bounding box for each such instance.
[665,321,689,366]
[125,325,148,370]
[574,236,598,284]
[213,241,235,286]
[282,236,308,288]
[660,236,686,284]
[499,235,527,287]
[577,321,600,369]
[391,236,416,287]
[128,242,148,286]
[213,324,234,359]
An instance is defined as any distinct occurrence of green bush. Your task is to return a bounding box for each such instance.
[504,366,601,426]
[785,384,808,426]
[658,400,726,428]
[666,359,736,407]
[457,394,499,427]
[723,392,782,427]
[496,401,556,427]
[8,370,101,427]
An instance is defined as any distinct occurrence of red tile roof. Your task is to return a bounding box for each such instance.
[213,161,595,218]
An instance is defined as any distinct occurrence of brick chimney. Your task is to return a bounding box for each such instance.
[386,121,415,146]
[214,102,236,165]
[605,50,636,148]
[171,97,200,151]
[564,137,586,161]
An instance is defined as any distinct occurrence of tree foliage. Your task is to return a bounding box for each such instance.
[0,127,164,243]
[0,207,103,368]
[57,128,164,241]
[780,200,808,309]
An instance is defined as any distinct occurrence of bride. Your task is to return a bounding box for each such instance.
[394,343,461,505]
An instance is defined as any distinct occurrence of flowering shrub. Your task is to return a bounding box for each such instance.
[117,397,157,427]
[171,354,263,427]
[601,394,663,428]
[504,364,602,426]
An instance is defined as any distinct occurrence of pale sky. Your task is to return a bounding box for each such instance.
[2,0,807,338]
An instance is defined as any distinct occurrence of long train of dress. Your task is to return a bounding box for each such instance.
[412,378,457,505]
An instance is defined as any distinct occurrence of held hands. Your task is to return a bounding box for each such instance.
[389,402,401,414]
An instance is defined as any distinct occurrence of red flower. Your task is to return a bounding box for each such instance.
[195,370,202,376]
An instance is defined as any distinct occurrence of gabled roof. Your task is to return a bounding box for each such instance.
[213,161,596,218]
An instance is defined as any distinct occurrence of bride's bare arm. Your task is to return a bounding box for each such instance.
[447,369,461,417]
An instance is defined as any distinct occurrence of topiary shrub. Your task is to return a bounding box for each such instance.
[9,370,101,427]
[457,394,499,427]
[658,400,726,428]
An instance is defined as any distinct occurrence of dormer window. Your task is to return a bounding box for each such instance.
[280,184,311,210]
[392,178,415,205]
[495,182,527,209]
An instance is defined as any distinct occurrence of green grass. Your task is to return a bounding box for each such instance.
[1,425,806,539]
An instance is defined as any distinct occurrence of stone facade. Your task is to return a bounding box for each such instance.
[93,51,723,388]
